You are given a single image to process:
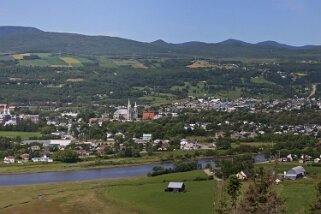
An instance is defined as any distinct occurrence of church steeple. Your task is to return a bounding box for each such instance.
[127,99,132,120]
[133,102,138,120]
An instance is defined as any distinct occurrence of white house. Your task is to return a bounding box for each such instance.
[236,171,248,180]
[32,155,53,163]
[180,139,199,150]
[142,134,152,142]
[4,156,15,164]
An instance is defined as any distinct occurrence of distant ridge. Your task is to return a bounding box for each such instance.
[0,26,42,36]
[0,26,320,58]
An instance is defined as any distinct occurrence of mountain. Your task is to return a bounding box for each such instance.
[218,39,251,46]
[0,26,321,58]
[0,26,42,36]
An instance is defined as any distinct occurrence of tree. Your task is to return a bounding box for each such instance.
[227,175,242,214]
[237,167,287,214]
[309,181,321,214]
[52,150,79,163]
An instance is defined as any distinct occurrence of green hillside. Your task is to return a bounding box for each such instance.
[1,26,321,59]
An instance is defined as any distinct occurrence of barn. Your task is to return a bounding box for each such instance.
[165,182,185,192]
[285,166,305,180]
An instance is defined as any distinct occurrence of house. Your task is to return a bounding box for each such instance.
[314,158,321,164]
[3,156,15,164]
[142,134,152,142]
[165,182,185,192]
[32,155,53,163]
[285,166,305,180]
[30,145,41,151]
[236,171,248,180]
[154,139,170,151]
[286,154,293,162]
[180,139,199,150]
[20,153,30,162]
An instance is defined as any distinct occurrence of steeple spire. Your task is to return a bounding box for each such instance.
[128,99,131,108]
[127,99,131,120]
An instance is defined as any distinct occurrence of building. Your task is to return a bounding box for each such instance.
[180,139,199,150]
[21,114,40,123]
[3,156,15,164]
[236,171,248,180]
[0,104,18,126]
[142,133,152,142]
[113,99,138,121]
[285,166,305,180]
[143,110,157,120]
[165,182,185,192]
[23,139,72,147]
[32,155,53,163]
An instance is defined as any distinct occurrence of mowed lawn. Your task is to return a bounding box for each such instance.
[280,181,316,214]
[0,131,41,140]
[0,170,215,214]
[104,170,214,214]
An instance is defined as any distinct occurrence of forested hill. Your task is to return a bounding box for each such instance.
[0,26,321,58]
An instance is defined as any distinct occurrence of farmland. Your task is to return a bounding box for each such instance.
[0,170,214,214]
[0,164,319,214]
[0,131,41,140]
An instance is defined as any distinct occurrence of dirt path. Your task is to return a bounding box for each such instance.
[308,84,317,98]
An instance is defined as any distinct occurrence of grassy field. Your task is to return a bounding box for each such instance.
[60,57,82,66]
[215,87,243,99]
[12,53,98,67]
[255,162,320,213]
[18,59,51,66]
[187,60,213,68]
[280,180,316,214]
[0,163,319,214]
[99,57,147,68]
[139,93,177,105]
[251,76,276,85]
[12,53,30,60]
[14,53,71,67]
[0,170,214,214]
[0,131,41,140]
[171,81,210,97]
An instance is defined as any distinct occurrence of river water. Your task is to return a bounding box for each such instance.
[0,155,266,186]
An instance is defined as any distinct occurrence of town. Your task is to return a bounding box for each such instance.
[1,95,321,165]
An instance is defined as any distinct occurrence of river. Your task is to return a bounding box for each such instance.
[0,155,267,186]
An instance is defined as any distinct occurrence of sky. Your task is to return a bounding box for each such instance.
[0,0,320,46]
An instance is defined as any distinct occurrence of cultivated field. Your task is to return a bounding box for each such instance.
[0,131,41,140]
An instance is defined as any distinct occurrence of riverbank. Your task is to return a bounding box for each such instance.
[0,170,214,214]
[0,155,162,175]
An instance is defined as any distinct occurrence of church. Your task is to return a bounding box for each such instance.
[113,99,138,121]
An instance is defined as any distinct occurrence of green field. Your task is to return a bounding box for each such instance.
[99,58,147,68]
[0,170,214,214]
[171,81,210,97]
[251,76,276,85]
[139,93,177,105]
[0,131,41,140]
[280,181,316,214]
[12,53,98,67]
[215,87,243,99]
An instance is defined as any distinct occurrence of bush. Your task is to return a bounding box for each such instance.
[52,150,79,163]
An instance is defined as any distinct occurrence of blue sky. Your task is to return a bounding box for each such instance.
[0,0,320,45]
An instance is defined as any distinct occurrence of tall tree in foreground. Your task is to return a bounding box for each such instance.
[309,181,321,214]
[237,167,287,214]
[227,175,242,214]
